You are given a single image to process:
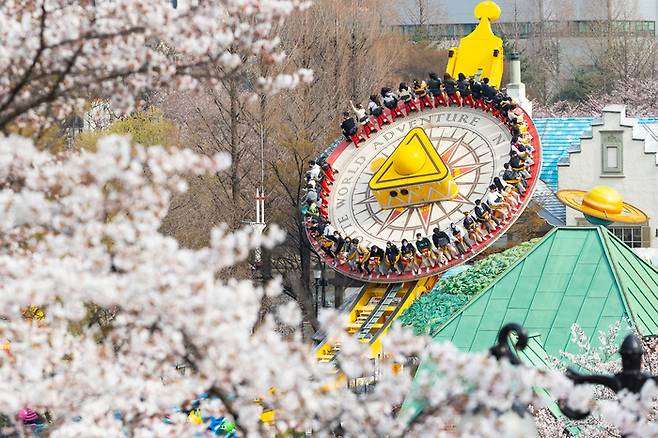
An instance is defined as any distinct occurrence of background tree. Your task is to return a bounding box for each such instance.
[263,0,408,326]
[521,0,572,104]
[564,0,656,98]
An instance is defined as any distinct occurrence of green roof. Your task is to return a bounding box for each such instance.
[403,227,658,422]
[432,227,658,355]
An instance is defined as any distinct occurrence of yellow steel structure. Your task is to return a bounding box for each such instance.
[369,128,458,209]
[315,276,438,363]
[446,1,504,87]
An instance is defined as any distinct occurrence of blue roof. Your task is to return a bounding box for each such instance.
[534,118,594,191]
[536,117,658,191]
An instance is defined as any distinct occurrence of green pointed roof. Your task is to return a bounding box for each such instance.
[433,227,658,355]
[402,227,658,421]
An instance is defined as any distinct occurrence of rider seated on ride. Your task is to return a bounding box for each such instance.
[381,87,395,104]
[480,78,497,107]
[355,239,371,274]
[369,95,390,125]
[398,82,418,112]
[400,238,420,274]
[335,236,350,266]
[385,241,403,275]
[303,206,316,222]
[509,150,531,179]
[340,111,359,143]
[329,230,344,256]
[494,176,520,207]
[487,185,512,220]
[450,222,471,255]
[474,199,500,232]
[415,232,437,268]
[518,133,534,153]
[308,159,322,180]
[318,224,336,257]
[507,102,522,123]
[413,79,432,108]
[304,184,318,205]
[350,100,377,136]
[502,162,526,194]
[463,210,485,243]
[493,91,511,121]
[443,73,461,106]
[345,238,358,271]
[381,87,403,120]
[313,214,327,233]
[520,127,533,143]
[368,245,387,276]
[427,72,445,107]
[431,227,456,262]
[510,122,522,144]
[512,141,534,166]
[457,73,475,107]
[469,77,483,103]
[319,157,338,182]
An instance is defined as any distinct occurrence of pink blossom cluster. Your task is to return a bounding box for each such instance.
[0,134,656,436]
[0,0,313,129]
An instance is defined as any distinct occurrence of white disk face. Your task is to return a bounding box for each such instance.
[329,107,512,249]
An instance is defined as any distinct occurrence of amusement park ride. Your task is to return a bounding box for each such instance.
[309,1,543,362]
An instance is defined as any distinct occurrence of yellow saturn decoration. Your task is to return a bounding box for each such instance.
[556,186,648,226]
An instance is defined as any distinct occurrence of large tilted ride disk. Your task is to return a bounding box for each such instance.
[305,1,542,283]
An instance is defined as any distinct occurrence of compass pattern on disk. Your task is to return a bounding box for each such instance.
[329,107,512,250]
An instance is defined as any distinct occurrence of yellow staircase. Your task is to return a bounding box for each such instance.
[315,276,439,363]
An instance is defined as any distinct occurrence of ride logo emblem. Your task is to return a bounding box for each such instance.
[369,127,458,209]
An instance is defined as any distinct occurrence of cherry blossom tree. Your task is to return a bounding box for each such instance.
[534,78,658,118]
[1,133,656,437]
[0,0,313,131]
[1,1,658,437]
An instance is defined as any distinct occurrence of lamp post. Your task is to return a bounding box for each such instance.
[559,333,658,420]
[320,261,327,308]
[312,265,321,317]
[489,324,658,421]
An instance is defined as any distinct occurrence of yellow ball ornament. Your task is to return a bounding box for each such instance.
[393,144,426,175]
[474,1,502,22]
[582,186,623,215]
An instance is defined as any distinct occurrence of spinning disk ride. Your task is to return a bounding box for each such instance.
[319,105,541,282]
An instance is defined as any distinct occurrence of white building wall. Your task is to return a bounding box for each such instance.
[558,105,658,247]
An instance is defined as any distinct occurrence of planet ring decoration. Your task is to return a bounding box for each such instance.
[556,186,648,226]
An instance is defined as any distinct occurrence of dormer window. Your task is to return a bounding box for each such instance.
[601,131,623,175]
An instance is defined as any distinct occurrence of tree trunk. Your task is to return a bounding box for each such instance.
[349,26,359,102]
[228,78,240,219]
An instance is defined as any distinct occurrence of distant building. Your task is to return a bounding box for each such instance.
[557,105,658,248]
[395,0,657,41]
[395,0,658,83]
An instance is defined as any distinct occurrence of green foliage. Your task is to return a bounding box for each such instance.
[400,238,541,335]
[399,292,468,336]
[75,108,179,150]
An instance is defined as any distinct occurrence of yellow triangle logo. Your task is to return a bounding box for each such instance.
[369,127,450,190]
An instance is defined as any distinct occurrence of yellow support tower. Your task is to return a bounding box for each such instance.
[446,1,504,87]
[369,127,458,210]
